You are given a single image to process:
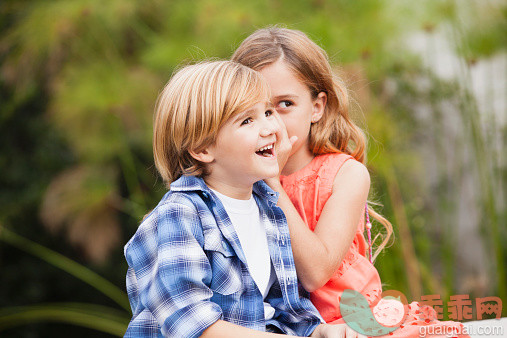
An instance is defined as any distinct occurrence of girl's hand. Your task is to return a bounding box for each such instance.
[264,111,297,188]
[274,111,298,174]
[310,324,367,338]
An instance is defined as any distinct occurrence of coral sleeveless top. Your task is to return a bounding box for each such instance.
[280,153,382,323]
[280,153,470,338]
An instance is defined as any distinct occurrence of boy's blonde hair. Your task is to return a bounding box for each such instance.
[232,27,392,260]
[153,61,269,186]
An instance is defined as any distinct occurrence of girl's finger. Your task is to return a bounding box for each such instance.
[273,118,288,142]
[272,109,285,125]
[345,326,358,338]
[329,323,347,338]
[273,111,289,134]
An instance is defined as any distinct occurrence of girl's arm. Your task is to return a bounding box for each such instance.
[267,160,370,292]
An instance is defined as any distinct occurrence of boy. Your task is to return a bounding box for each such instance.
[124,61,348,337]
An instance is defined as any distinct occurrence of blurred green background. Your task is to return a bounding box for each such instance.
[1,0,505,336]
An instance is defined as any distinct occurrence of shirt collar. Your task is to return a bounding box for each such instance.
[252,180,279,205]
[170,175,279,205]
[170,175,210,193]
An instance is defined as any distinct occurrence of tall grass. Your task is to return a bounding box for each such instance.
[0,225,130,334]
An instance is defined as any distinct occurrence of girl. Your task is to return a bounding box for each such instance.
[232,27,469,338]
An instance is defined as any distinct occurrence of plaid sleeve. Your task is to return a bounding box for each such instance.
[125,201,223,337]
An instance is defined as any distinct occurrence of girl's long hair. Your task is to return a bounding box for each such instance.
[232,26,392,260]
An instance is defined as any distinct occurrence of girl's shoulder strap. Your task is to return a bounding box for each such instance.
[317,152,355,184]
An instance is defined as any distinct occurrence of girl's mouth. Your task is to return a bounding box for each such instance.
[255,143,275,157]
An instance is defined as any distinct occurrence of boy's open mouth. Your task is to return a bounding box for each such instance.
[255,143,275,157]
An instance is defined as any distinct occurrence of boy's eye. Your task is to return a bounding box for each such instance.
[278,100,293,109]
[265,109,273,117]
[240,117,253,125]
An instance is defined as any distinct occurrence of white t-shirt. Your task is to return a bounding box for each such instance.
[211,189,276,320]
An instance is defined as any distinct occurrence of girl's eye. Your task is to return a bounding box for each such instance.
[278,100,293,109]
[265,109,273,117]
[240,117,253,125]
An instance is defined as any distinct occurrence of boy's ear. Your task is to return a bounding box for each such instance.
[311,92,327,123]
[189,148,215,163]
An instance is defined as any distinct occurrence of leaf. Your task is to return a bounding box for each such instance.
[0,303,129,336]
[39,165,122,263]
[0,226,130,311]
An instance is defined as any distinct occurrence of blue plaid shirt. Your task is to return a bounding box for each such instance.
[124,175,322,337]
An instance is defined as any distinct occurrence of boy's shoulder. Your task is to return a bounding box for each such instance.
[141,176,206,220]
[125,176,213,253]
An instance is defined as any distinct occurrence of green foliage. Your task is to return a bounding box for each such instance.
[0,228,130,311]
[0,227,130,335]
[0,303,129,336]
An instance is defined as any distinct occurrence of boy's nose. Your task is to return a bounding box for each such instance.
[260,118,279,137]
